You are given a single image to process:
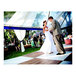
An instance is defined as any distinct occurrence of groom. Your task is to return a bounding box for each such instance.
[48,16,65,55]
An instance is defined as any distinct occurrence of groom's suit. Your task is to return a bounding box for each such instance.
[48,19,65,54]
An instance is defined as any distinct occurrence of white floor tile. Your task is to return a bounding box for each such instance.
[37,51,71,61]
[4,56,33,64]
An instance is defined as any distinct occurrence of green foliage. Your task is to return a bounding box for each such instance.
[4,30,11,43]
[4,11,15,18]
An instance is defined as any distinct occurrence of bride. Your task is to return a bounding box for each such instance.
[40,20,58,54]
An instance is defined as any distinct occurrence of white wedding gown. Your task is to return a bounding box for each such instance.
[40,30,58,54]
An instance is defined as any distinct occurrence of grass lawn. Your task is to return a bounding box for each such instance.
[4,47,40,60]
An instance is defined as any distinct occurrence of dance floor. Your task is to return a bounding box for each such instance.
[4,44,72,64]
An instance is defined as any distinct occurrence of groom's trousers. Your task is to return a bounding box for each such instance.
[53,34,65,53]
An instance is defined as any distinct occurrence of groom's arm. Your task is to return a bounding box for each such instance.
[48,20,56,31]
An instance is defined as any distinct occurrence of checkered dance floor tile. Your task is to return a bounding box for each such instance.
[4,44,72,64]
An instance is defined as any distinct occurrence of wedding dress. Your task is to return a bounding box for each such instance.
[40,28,58,54]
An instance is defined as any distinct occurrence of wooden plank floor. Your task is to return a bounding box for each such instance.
[19,58,62,64]
[23,52,44,57]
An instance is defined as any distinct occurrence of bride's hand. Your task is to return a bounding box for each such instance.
[45,28,48,31]
[45,29,48,31]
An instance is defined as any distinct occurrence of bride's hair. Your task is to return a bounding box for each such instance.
[43,20,47,26]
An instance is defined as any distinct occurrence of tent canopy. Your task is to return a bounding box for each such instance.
[4,11,60,28]
[4,11,72,29]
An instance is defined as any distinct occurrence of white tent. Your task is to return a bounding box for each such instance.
[6,11,37,52]
[6,11,37,27]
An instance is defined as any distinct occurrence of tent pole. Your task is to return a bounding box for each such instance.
[47,11,50,22]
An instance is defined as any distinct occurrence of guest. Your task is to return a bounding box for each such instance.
[33,34,38,47]
[30,36,35,47]
[39,34,43,47]
[14,36,20,51]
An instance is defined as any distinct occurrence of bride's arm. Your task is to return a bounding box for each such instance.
[43,27,45,33]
